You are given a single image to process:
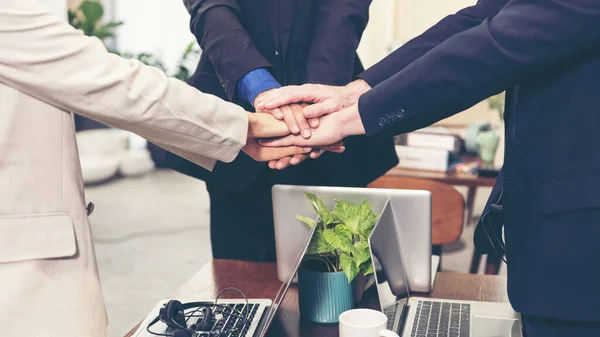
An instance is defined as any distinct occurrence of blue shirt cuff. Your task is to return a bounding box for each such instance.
[236,68,282,107]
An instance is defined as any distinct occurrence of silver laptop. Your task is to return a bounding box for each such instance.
[272,184,434,293]
[132,224,316,337]
[370,201,522,337]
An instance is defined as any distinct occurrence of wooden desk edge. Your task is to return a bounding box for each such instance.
[124,261,508,337]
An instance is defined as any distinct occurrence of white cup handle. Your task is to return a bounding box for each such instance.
[379,329,400,337]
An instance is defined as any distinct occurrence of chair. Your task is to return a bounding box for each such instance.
[368,176,465,270]
[469,249,503,274]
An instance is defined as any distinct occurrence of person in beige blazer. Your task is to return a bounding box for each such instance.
[0,1,338,336]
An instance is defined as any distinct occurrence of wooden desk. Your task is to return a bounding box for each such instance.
[125,260,508,337]
[383,166,496,225]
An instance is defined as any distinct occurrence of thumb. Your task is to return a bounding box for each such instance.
[249,113,291,138]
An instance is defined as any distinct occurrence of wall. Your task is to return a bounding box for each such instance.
[39,0,67,19]
[109,0,195,73]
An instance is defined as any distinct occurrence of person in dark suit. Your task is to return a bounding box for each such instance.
[257,0,600,335]
[149,0,398,263]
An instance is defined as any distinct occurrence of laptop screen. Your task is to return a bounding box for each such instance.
[368,200,411,310]
[254,219,317,337]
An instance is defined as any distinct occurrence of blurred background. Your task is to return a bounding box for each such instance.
[60,1,504,336]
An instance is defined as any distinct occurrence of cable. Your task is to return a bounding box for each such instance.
[146,288,252,337]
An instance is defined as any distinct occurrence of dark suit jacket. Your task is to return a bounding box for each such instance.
[357,0,600,322]
[151,0,397,191]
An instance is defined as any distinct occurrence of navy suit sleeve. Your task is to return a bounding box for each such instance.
[304,0,371,85]
[360,0,507,87]
[183,0,272,100]
[359,0,600,137]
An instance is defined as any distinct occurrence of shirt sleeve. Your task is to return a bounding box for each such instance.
[0,0,249,170]
[236,68,282,107]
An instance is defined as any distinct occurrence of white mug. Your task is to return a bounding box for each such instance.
[339,309,399,337]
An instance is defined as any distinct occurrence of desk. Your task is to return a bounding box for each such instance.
[382,166,496,225]
[125,260,508,337]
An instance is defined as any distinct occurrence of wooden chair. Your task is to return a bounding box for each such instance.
[368,176,465,270]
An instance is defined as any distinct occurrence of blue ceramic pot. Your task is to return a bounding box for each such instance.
[297,266,355,323]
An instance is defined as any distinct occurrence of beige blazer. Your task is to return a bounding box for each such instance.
[0,1,249,336]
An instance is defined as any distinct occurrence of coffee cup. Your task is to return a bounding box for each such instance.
[339,309,399,337]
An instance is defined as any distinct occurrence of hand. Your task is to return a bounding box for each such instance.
[267,142,346,170]
[243,137,312,162]
[244,112,312,161]
[255,99,319,138]
[260,103,366,148]
[255,79,371,119]
[243,112,341,165]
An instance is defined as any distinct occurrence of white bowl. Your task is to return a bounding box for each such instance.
[119,149,155,177]
[76,129,129,156]
[79,155,120,184]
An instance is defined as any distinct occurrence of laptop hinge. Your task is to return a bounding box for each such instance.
[397,300,410,334]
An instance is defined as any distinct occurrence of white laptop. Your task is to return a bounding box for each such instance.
[272,184,437,293]
[131,225,316,337]
[370,201,522,337]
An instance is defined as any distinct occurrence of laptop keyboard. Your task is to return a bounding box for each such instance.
[384,303,400,330]
[410,301,470,337]
[208,303,261,337]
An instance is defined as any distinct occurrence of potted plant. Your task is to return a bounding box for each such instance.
[295,193,379,323]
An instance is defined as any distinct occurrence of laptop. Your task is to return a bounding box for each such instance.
[131,224,316,337]
[370,201,522,337]
[272,184,436,293]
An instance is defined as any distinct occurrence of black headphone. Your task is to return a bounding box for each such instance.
[146,300,214,337]
[146,288,250,337]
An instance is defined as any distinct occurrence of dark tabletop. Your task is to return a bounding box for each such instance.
[125,259,508,337]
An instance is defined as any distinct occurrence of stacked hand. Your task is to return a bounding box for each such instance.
[243,80,371,169]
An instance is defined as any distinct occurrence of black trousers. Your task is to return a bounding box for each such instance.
[207,162,337,262]
[523,315,600,337]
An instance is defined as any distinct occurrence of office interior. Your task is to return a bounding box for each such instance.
[55,0,504,336]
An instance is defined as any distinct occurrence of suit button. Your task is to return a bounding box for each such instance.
[275,50,280,56]
[379,118,386,127]
[396,109,405,118]
[86,202,95,216]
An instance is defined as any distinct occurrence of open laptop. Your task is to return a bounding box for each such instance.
[370,201,522,337]
[273,185,436,293]
[131,224,316,337]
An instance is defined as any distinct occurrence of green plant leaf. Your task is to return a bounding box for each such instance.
[353,241,371,266]
[306,193,334,224]
[361,261,374,276]
[67,10,79,28]
[333,200,379,236]
[332,200,359,232]
[296,215,315,228]
[323,229,352,254]
[94,21,124,40]
[307,230,335,255]
[335,224,354,242]
[340,253,359,283]
[80,1,104,29]
[358,201,379,233]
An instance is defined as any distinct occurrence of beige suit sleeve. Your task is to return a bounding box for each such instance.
[0,0,249,170]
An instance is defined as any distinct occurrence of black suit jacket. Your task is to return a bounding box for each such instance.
[151,0,397,191]
[357,0,600,322]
